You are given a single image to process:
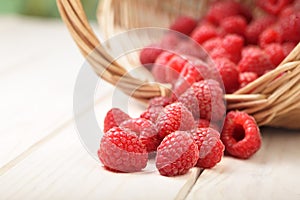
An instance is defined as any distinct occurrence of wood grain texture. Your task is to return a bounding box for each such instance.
[186,128,300,200]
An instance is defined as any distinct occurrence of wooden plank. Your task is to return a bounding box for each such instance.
[186,128,300,200]
[0,16,114,168]
[0,94,201,200]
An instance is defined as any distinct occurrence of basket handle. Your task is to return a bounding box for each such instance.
[56,0,171,101]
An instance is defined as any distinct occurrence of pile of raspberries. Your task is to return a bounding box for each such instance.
[98,0,299,177]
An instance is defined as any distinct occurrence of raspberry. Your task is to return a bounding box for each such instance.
[178,80,226,122]
[220,15,247,36]
[210,47,232,62]
[149,96,174,107]
[156,102,195,139]
[98,127,148,172]
[191,24,218,44]
[206,0,252,25]
[156,131,199,176]
[192,128,224,168]
[264,43,285,66]
[221,111,262,159]
[221,34,244,64]
[103,108,130,133]
[120,118,160,152]
[175,40,207,59]
[257,0,293,15]
[259,27,282,48]
[246,15,277,44]
[278,13,300,43]
[197,119,210,128]
[282,42,296,56]
[238,46,274,76]
[152,52,187,84]
[173,57,218,96]
[202,37,223,52]
[239,72,258,88]
[169,16,198,35]
[140,105,164,123]
[139,44,163,70]
[214,58,240,94]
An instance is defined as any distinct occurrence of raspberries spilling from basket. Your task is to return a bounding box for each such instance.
[98,0,299,177]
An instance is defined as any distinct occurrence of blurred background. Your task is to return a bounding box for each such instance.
[0,0,98,19]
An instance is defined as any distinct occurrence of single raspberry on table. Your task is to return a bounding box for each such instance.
[264,43,285,66]
[220,15,247,36]
[206,0,252,25]
[214,58,240,94]
[178,79,226,122]
[103,108,131,133]
[221,111,262,159]
[139,44,164,70]
[259,27,283,48]
[238,46,274,76]
[120,118,160,152]
[156,131,199,176]
[191,128,224,168]
[257,0,293,15]
[98,127,148,172]
[169,16,198,36]
[245,15,277,44]
[191,24,219,44]
[278,13,300,43]
[239,72,258,88]
[156,102,195,139]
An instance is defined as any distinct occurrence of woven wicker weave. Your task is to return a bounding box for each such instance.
[57,0,300,129]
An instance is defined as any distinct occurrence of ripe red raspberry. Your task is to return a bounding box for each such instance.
[169,16,198,36]
[156,102,195,139]
[191,24,218,44]
[140,105,164,124]
[214,58,240,94]
[245,15,277,44]
[220,15,247,36]
[156,131,199,176]
[221,34,244,64]
[173,57,218,96]
[139,44,163,70]
[202,37,223,52]
[278,13,300,43]
[103,108,130,133]
[206,0,252,25]
[221,111,262,159]
[149,96,174,107]
[175,40,208,59]
[257,0,293,15]
[238,46,274,76]
[98,127,148,172]
[120,118,160,152]
[264,43,285,66]
[192,128,224,168]
[259,27,283,48]
[178,80,226,122]
[239,72,258,88]
[196,119,220,131]
[282,42,296,56]
[152,52,187,84]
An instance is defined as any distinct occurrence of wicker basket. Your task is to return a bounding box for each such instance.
[57,0,300,129]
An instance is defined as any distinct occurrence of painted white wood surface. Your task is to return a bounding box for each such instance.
[0,16,107,168]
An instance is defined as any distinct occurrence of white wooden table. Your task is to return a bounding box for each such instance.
[0,16,300,200]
